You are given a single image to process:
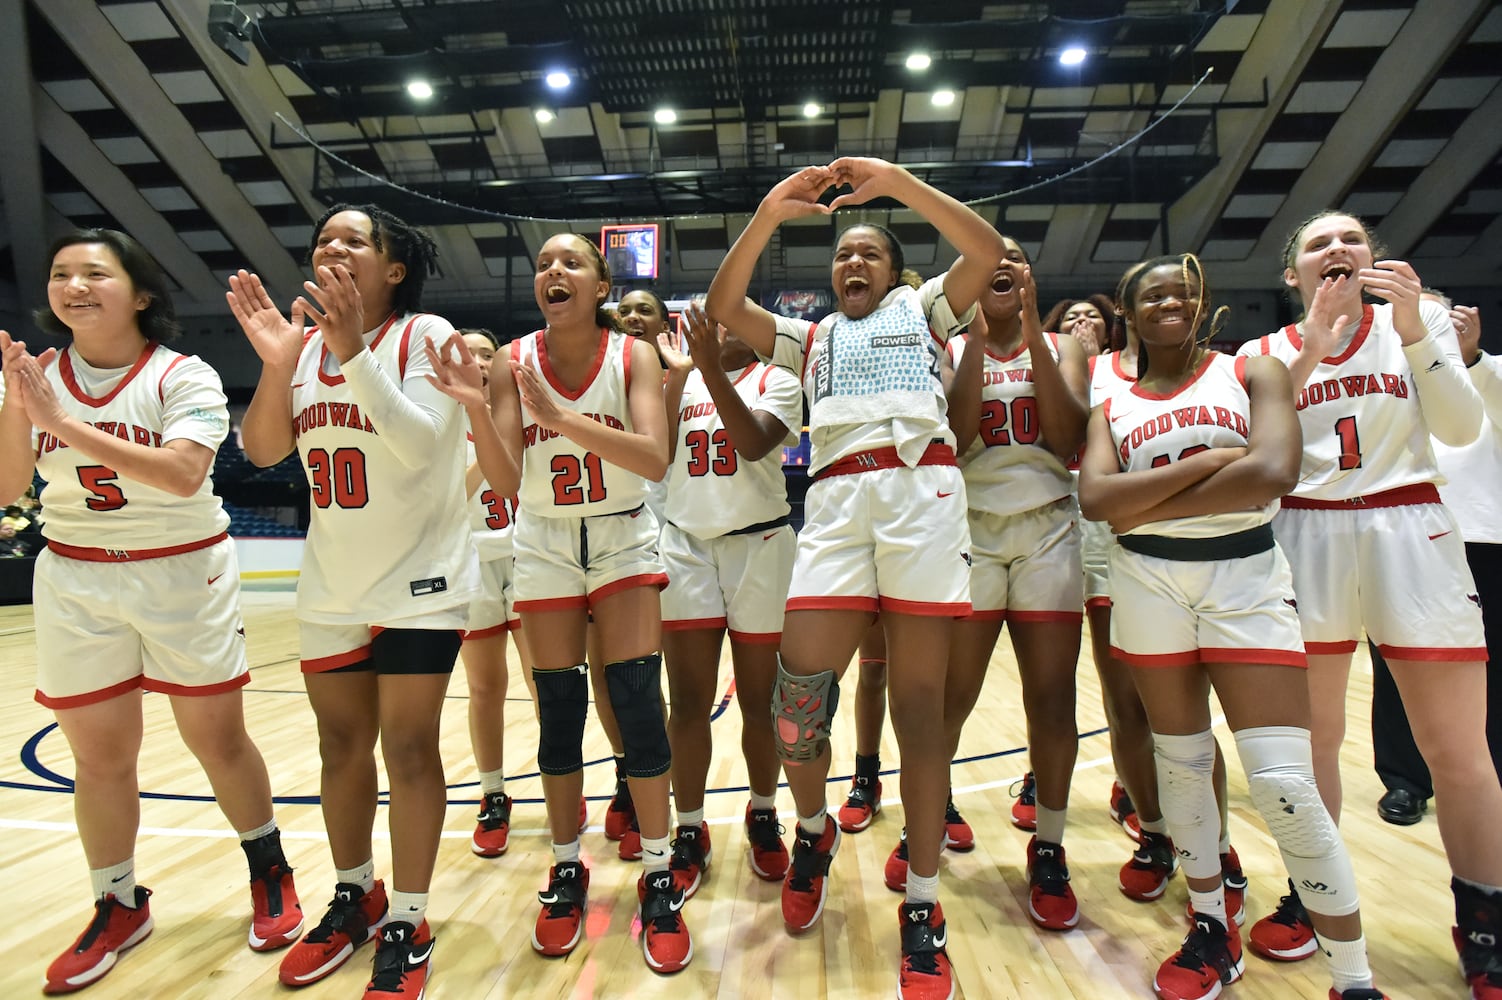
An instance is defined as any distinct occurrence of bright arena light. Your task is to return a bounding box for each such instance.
[1060,46,1087,66]
[534,108,555,124]
[654,107,677,125]
[406,80,434,100]
[906,52,932,71]
[931,89,956,107]
[545,70,571,90]
[803,102,821,118]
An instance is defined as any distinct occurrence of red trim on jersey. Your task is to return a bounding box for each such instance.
[1253,335,1272,356]
[813,441,956,481]
[729,364,757,388]
[537,327,610,401]
[727,628,781,645]
[589,572,669,605]
[756,364,773,395]
[1280,482,1440,510]
[1110,646,1200,668]
[1129,350,1219,401]
[46,531,227,563]
[1085,595,1114,610]
[60,341,157,408]
[1233,355,1249,389]
[1007,610,1086,624]
[880,596,972,618]
[156,353,190,403]
[623,332,634,396]
[510,338,524,365]
[962,608,1008,622]
[1375,643,1489,663]
[35,676,141,709]
[986,335,1032,364]
[143,673,253,697]
[397,315,423,381]
[1199,646,1308,668]
[1110,350,1138,382]
[1101,397,1114,422]
[514,594,589,613]
[786,595,880,613]
[1283,304,1374,365]
[663,616,729,632]
[1304,639,1360,655]
[317,313,400,386]
[463,621,516,640]
[1087,354,1099,378]
[301,645,373,673]
[801,322,818,382]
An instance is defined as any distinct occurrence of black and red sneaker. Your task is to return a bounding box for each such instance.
[782,816,840,933]
[249,864,303,951]
[897,900,954,1000]
[1109,780,1143,843]
[44,887,154,995]
[1248,879,1316,962]
[1010,771,1037,830]
[668,822,712,899]
[639,869,692,974]
[471,791,513,857]
[1153,913,1244,1000]
[837,774,882,833]
[362,920,433,1000]
[279,881,388,987]
[745,804,789,881]
[1026,837,1079,931]
[1454,877,1502,1000]
[532,862,589,957]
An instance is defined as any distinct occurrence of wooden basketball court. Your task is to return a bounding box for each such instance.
[0,591,1458,998]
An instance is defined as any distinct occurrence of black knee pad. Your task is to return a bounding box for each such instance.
[534,665,588,775]
[605,654,671,779]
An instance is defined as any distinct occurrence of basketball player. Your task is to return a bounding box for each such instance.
[706,157,1006,1000]
[929,239,1090,931]
[427,232,689,973]
[655,301,803,891]
[1080,253,1384,1000]
[0,229,301,995]
[231,204,476,1000]
[1239,212,1502,997]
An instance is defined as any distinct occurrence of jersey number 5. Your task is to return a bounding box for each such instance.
[77,466,127,511]
[307,447,370,509]
[551,453,607,505]
[684,428,738,477]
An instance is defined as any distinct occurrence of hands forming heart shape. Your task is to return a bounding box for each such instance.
[764,157,902,220]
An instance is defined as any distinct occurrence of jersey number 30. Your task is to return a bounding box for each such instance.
[308,447,370,509]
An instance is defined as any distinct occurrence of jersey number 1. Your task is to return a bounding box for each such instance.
[1334,415,1362,471]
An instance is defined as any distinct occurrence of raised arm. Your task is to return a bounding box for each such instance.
[426,331,521,498]
[946,320,986,454]
[0,333,43,503]
[1019,276,1089,459]
[827,158,1006,316]
[706,166,838,358]
[228,269,305,467]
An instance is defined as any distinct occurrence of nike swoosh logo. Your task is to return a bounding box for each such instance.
[291,381,307,389]
[932,929,947,948]
[408,943,434,964]
[763,532,778,540]
[111,873,130,883]
[208,573,224,585]
[1427,360,1445,372]
[937,491,955,498]
[630,510,642,518]
[538,892,559,904]
[1429,531,1451,541]
[668,896,685,912]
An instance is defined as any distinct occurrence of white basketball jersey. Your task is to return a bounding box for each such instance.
[33,342,230,548]
[291,312,477,624]
[1105,352,1271,538]
[953,332,1074,516]
[664,362,802,539]
[1090,350,1139,408]
[1239,302,1445,500]
[512,328,648,517]
[466,433,516,561]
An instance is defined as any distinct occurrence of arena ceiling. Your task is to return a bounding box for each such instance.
[1,0,1499,332]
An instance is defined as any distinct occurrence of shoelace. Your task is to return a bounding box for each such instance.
[539,870,585,920]
[845,776,877,808]
[305,890,363,944]
[366,935,414,992]
[1130,833,1174,869]
[255,866,289,917]
[1267,888,1309,928]
[1011,773,1036,805]
[641,878,685,934]
[900,913,943,977]
[1169,923,1223,972]
[1031,848,1070,896]
[944,800,965,825]
[477,793,511,829]
[787,833,828,893]
[746,810,785,850]
[74,897,124,952]
[669,832,706,870]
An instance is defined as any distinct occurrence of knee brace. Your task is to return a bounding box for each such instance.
[771,654,840,765]
[605,654,671,779]
[533,665,589,776]
[1235,726,1359,917]
[1153,729,1220,881]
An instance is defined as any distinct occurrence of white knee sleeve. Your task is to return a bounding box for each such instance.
[1235,726,1360,917]
[1153,729,1220,881]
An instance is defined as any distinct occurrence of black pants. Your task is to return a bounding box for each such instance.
[1371,541,1502,795]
